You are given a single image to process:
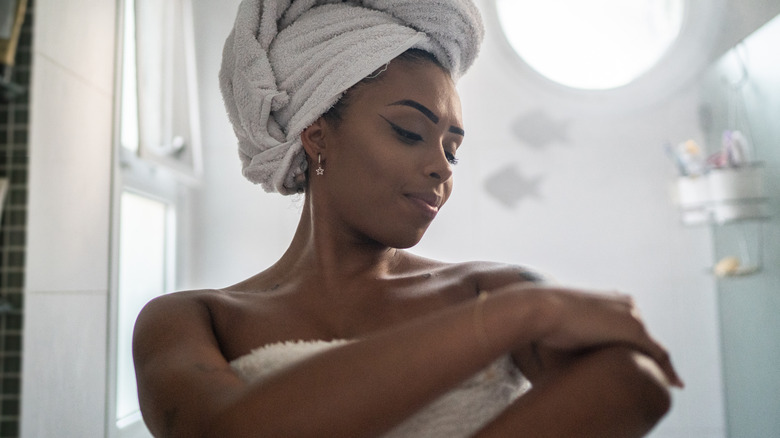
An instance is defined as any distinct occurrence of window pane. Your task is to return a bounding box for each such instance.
[132,0,203,180]
[496,0,685,90]
[116,191,171,425]
[120,0,139,152]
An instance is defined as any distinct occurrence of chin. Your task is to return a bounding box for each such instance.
[383,228,428,249]
[392,240,420,250]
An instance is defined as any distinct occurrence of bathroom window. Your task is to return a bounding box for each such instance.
[495,0,685,90]
[115,191,175,429]
[120,0,202,181]
[110,0,198,435]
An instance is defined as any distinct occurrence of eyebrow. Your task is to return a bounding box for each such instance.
[388,99,465,137]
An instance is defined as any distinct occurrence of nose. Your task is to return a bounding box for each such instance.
[425,146,454,182]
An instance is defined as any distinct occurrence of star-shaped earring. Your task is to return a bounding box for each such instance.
[315,153,324,175]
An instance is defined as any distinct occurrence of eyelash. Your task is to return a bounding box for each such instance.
[391,124,423,143]
[384,118,459,166]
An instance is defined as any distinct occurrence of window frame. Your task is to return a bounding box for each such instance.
[493,0,686,91]
[487,0,729,112]
[107,0,198,435]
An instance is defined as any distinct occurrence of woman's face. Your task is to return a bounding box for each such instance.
[317,59,464,248]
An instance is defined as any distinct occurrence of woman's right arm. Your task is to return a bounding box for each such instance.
[133,287,679,438]
[133,292,247,437]
[135,290,531,437]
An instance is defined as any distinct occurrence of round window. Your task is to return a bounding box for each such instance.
[495,0,686,90]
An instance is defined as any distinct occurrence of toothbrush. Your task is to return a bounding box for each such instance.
[664,141,688,176]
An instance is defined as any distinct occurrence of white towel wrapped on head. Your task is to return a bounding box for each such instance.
[219,0,484,194]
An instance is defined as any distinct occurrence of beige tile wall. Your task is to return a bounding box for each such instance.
[22,0,117,436]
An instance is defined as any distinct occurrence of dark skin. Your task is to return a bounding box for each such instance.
[133,58,683,438]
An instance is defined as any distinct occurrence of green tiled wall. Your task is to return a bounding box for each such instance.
[0,2,33,437]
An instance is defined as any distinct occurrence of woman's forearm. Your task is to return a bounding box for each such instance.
[476,346,672,438]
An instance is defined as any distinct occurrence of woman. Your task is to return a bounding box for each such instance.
[133,1,683,437]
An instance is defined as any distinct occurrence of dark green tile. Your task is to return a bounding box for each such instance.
[17,29,32,48]
[2,335,20,352]
[6,231,24,246]
[10,70,28,88]
[8,170,25,185]
[2,356,20,374]
[5,210,24,226]
[1,377,19,395]
[1,397,19,416]
[11,154,27,166]
[2,314,21,331]
[11,130,25,145]
[8,188,26,205]
[6,252,23,268]
[1,294,22,310]
[12,108,26,125]
[0,420,18,437]
[14,49,30,67]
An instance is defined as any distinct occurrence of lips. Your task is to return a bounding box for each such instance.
[405,192,442,219]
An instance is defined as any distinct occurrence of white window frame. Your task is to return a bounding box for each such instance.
[132,0,203,183]
[107,0,200,436]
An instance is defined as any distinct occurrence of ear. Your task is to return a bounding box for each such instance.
[300,117,327,159]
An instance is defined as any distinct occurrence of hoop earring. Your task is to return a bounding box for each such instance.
[315,153,324,176]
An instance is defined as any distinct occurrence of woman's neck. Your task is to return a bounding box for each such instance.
[272,199,404,287]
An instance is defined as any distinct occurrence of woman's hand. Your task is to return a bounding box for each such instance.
[495,284,683,388]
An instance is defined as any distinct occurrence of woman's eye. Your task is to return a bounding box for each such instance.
[392,125,423,143]
[381,116,423,143]
[445,152,459,166]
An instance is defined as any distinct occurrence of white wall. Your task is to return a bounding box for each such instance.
[21,0,117,437]
[188,0,300,289]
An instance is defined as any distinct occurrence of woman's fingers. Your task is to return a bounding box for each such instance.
[617,299,684,388]
[637,338,684,388]
[509,284,684,387]
[588,299,684,388]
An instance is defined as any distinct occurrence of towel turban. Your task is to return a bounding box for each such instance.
[219,0,484,194]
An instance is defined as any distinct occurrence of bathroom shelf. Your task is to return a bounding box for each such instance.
[708,220,765,279]
[707,264,762,278]
[679,213,771,227]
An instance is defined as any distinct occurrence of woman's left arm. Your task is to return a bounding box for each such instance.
[472,262,664,379]
[472,263,675,436]
[478,345,672,438]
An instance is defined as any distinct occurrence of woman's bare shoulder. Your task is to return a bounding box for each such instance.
[455,261,547,291]
[427,259,547,284]
[138,288,226,312]
[399,252,547,292]
[134,288,247,336]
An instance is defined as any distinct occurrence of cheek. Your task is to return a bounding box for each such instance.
[335,138,402,187]
[326,142,398,213]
